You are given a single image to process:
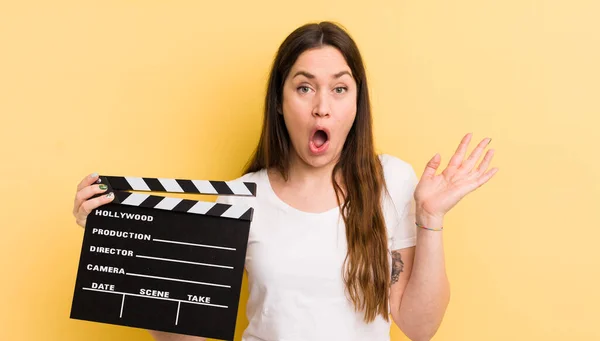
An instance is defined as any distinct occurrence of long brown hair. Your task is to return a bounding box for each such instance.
[244,21,389,323]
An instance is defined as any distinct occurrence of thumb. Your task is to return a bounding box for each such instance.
[422,153,441,178]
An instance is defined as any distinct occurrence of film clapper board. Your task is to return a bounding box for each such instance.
[70,175,256,340]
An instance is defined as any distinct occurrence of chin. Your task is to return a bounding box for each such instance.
[300,151,339,169]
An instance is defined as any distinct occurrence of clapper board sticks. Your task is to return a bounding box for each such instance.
[70,175,256,341]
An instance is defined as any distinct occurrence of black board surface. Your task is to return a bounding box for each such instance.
[70,201,251,341]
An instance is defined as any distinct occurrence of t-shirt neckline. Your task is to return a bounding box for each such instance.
[260,168,340,218]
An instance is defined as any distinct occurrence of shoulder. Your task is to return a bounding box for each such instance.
[378,153,418,186]
[377,153,418,215]
[231,169,265,183]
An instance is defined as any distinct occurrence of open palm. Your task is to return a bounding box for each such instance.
[414,133,498,219]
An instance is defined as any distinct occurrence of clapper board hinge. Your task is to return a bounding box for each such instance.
[94,175,256,221]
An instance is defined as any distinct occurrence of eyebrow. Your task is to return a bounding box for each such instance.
[292,70,353,79]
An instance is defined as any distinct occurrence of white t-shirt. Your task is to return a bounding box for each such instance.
[216,154,418,341]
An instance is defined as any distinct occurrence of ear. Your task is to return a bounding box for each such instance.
[277,104,283,115]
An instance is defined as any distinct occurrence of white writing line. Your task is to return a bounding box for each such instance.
[120,294,125,318]
[126,272,231,289]
[176,301,181,325]
[153,238,236,251]
[82,287,229,308]
[136,255,233,270]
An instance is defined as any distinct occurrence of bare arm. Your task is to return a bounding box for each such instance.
[147,330,206,341]
[390,134,496,340]
[389,219,450,341]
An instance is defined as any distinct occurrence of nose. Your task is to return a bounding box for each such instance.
[312,91,331,118]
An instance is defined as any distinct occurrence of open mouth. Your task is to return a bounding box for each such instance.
[312,129,328,148]
[309,128,330,154]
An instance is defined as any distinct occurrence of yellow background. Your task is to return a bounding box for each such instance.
[1,0,598,340]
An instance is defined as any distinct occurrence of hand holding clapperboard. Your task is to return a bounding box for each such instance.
[70,174,256,341]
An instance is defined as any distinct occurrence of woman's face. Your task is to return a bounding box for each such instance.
[281,45,358,169]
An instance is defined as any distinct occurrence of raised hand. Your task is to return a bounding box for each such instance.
[414,133,498,222]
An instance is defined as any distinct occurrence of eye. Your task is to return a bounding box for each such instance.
[334,87,348,94]
[297,86,312,94]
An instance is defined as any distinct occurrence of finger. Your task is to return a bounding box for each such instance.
[422,153,442,179]
[446,133,472,170]
[461,138,492,173]
[77,192,115,221]
[73,184,109,216]
[475,168,499,188]
[460,167,499,196]
[475,149,495,174]
[77,172,100,192]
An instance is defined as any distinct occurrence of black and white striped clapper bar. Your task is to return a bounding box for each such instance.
[70,175,256,340]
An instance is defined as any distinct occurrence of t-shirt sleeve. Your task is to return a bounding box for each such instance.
[382,154,419,251]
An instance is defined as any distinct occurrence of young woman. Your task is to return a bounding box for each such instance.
[73,22,497,341]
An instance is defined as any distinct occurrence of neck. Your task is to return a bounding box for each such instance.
[266,150,346,213]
